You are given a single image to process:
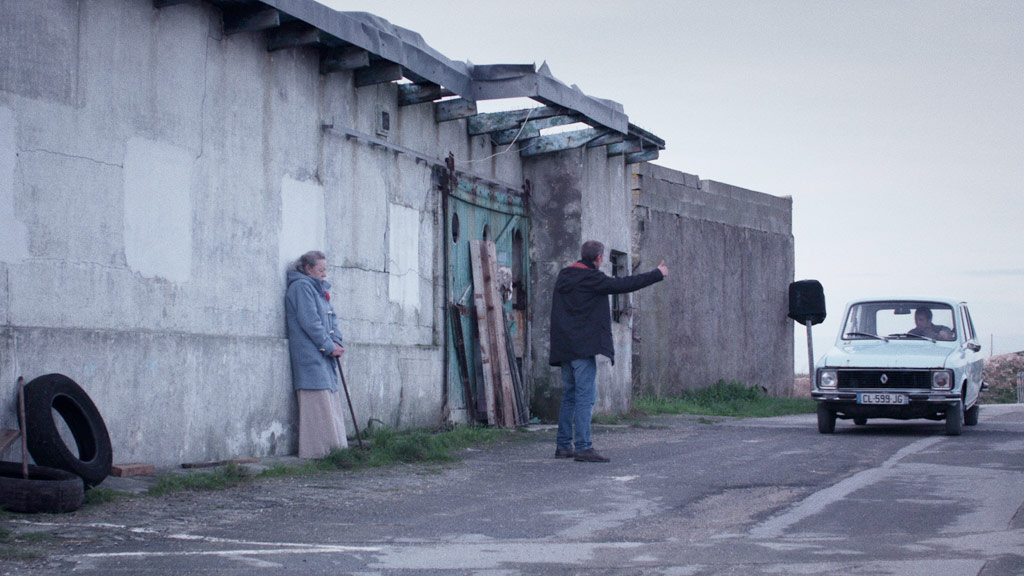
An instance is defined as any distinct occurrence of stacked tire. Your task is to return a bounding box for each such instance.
[1,374,112,514]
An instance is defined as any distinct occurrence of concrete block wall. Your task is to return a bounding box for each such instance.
[525,146,641,420]
[0,0,523,465]
[630,163,795,397]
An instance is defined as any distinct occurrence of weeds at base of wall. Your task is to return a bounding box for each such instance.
[148,462,254,496]
[146,424,513,495]
[632,380,817,419]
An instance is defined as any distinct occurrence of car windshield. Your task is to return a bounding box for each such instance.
[841,301,957,342]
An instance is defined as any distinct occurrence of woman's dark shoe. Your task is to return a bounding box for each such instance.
[554,448,575,459]
[573,449,610,463]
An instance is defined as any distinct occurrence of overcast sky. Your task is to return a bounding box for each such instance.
[320,1,1024,371]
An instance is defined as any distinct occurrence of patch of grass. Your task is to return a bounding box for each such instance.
[148,425,510,493]
[0,516,46,561]
[314,424,509,471]
[635,380,817,418]
[84,487,126,506]
[147,462,253,496]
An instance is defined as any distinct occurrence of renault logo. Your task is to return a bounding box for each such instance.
[880,374,889,384]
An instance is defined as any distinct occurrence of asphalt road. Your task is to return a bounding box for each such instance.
[4,405,1024,575]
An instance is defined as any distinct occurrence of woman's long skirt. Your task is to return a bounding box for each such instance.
[297,389,349,458]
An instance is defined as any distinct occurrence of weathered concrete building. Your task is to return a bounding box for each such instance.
[1,0,793,467]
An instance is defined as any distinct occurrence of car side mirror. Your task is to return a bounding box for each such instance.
[966,340,981,353]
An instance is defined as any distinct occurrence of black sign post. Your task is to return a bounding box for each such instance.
[788,280,826,381]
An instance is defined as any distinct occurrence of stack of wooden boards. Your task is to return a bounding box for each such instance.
[467,240,529,428]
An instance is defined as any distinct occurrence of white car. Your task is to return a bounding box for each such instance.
[812,298,985,435]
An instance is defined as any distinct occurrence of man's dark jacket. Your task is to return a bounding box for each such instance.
[548,260,664,366]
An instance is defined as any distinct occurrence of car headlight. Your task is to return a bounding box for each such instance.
[931,370,953,391]
[818,369,838,390]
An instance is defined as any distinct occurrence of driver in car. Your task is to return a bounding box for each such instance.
[909,307,954,340]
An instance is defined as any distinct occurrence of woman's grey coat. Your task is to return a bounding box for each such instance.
[285,268,343,392]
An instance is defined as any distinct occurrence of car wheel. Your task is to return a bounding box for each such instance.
[964,403,980,426]
[853,417,867,426]
[945,402,964,436]
[817,404,836,434]
[23,374,113,488]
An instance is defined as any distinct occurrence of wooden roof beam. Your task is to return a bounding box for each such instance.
[490,126,541,146]
[586,132,624,148]
[354,61,403,87]
[625,148,659,164]
[435,98,477,122]
[223,7,280,36]
[519,128,606,157]
[399,83,455,106]
[606,138,642,157]
[467,106,567,135]
[267,22,331,51]
[321,46,370,73]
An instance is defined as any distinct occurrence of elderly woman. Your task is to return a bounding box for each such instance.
[285,250,348,458]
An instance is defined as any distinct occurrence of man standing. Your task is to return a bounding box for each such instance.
[549,240,668,462]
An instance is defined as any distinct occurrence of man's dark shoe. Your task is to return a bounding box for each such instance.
[554,448,574,459]
[573,449,610,463]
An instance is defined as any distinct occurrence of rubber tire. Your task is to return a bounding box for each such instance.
[853,417,867,426]
[964,403,980,426]
[817,404,836,434]
[0,461,84,513]
[945,402,964,436]
[24,374,112,488]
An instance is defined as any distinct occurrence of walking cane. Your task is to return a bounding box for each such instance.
[334,357,364,449]
[18,376,28,479]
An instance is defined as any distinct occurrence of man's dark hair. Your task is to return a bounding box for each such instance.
[915,307,933,321]
[580,240,604,263]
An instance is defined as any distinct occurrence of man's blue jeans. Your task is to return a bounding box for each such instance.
[556,356,597,452]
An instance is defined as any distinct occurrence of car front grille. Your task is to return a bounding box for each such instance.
[837,370,932,390]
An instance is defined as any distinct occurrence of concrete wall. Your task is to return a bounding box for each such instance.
[630,163,795,397]
[0,0,522,466]
[526,146,644,420]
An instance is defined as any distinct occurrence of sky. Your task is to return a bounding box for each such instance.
[320,1,1024,372]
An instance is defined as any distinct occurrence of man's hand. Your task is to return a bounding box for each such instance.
[657,260,669,277]
[329,346,345,357]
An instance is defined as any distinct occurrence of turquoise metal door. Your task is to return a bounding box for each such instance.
[444,173,529,422]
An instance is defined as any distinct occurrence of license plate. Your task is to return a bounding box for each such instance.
[858,393,908,405]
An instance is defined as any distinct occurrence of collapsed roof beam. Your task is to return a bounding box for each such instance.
[470,64,628,135]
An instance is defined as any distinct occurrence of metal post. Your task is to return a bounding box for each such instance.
[805,321,815,384]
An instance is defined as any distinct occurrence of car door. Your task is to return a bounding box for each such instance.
[959,303,984,407]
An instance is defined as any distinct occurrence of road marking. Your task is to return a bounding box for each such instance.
[749,436,944,539]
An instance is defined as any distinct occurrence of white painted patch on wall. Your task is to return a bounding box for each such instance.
[251,420,286,455]
[279,176,325,272]
[123,137,194,282]
[388,203,420,312]
[0,107,29,262]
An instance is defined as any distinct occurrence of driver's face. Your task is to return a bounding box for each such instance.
[915,313,931,328]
